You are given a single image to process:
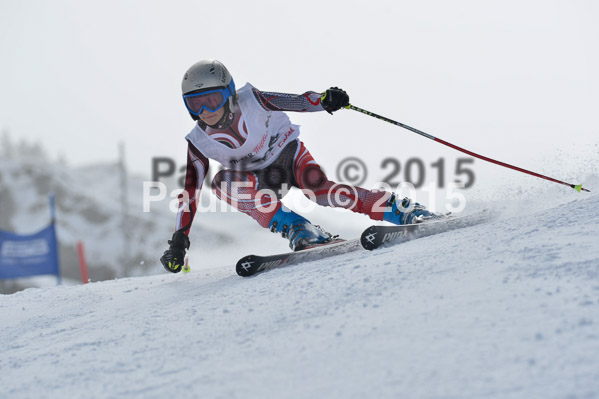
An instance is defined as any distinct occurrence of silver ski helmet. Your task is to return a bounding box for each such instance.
[182,60,236,123]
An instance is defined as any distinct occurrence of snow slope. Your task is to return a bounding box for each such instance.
[1,180,599,398]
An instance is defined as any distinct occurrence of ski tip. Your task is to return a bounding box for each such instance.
[236,255,256,277]
[360,226,379,251]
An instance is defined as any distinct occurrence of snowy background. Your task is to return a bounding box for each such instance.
[1,173,598,398]
[1,0,599,397]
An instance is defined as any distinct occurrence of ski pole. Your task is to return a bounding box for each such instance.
[346,104,590,193]
[183,255,191,273]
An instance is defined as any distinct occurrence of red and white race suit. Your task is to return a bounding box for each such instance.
[175,84,389,236]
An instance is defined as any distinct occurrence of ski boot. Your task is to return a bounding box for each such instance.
[269,206,333,251]
[383,194,443,225]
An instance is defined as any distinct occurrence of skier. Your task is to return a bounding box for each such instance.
[160,59,440,273]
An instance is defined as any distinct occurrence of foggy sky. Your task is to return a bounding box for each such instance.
[1,0,598,183]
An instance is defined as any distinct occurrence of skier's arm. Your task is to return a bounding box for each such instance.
[252,87,349,114]
[252,88,325,112]
[160,142,209,273]
[175,142,209,236]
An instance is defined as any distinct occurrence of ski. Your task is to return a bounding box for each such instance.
[236,238,361,277]
[360,209,496,250]
[236,210,496,277]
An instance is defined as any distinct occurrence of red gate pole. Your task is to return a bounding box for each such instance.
[77,241,89,284]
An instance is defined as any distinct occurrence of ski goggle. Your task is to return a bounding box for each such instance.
[182,80,236,115]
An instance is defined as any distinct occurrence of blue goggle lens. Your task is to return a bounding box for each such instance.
[183,80,235,115]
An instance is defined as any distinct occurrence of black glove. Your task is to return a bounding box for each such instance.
[321,87,349,114]
[160,230,190,273]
